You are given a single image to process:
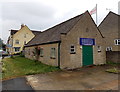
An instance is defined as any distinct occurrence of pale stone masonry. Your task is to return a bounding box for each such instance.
[98,12,120,63]
[25,11,106,69]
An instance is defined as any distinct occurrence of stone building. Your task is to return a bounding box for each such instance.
[25,11,106,69]
[98,12,120,63]
[7,24,41,54]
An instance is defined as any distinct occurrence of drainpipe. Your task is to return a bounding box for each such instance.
[58,42,61,69]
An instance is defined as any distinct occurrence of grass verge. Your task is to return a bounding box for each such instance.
[106,67,120,74]
[2,56,60,80]
[106,61,120,66]
[105,61,120,74]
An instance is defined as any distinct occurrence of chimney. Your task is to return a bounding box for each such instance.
[21,24,25,29]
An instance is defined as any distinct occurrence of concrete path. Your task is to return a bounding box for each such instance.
[2,77,34,91]
[26,65,119,90]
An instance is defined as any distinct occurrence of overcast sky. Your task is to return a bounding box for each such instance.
[0,0,119,43]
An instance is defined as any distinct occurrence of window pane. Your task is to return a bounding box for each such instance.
[106,47,112,51]
[118,39,120,41]
[28,49,30,55]
[70,45,75,53]
[115,39,120,45]
[51,48,55,58]
[40,48,43,56]
[115,40,117,45]
[14,47,20,52]
[71,46,74,48]
[97,46,101,51]
[71,49,74,51]
[118,41,120,45]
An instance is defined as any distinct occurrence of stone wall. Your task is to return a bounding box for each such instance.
[60,12,106,69]
[25,43,59,67]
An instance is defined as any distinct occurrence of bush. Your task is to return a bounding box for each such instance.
[20,52,25,57]
[10,55,14,58]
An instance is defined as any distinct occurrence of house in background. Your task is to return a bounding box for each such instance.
[98,12,120,63]
[25,11,106,69]
[7,24,41,54]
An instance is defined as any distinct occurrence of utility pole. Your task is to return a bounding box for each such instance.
[96,4,98,25]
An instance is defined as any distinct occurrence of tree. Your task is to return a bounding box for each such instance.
[0,38,6,50]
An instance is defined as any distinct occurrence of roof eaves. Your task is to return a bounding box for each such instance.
[98,11,119,27]
[64,14,84,35]
[25,41,61,47]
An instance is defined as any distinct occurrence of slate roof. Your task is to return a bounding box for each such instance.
[10,30,18,35]
[98,12,119,37]
[31,30,41,36]
[26,12,84,47]
[10,29,41,36]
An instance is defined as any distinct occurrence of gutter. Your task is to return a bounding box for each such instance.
[24,40,61,68]
[58,42,61,69]
[25,41,61,47]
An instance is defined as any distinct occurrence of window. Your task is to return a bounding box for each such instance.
[50,48,56,59]
[40,48,43,57]
[106,47,112,51]
[14,47,20,52]
[114,39,120,45]
[70,45,75,54]
[15,40,19,44]
[97,46,101,52]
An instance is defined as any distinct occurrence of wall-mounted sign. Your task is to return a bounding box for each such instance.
[80,38,95,46]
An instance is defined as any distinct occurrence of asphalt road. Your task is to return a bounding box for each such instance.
[2,77,34,91]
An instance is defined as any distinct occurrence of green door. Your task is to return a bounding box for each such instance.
[82,46,93,66]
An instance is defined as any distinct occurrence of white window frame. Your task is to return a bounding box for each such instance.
[97,46,101,52]
[106,47,112,51]
[70,45,76,54]
[50,48,56,59]
[114,39,120,45]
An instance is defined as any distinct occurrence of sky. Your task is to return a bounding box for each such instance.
[0,0,119,43]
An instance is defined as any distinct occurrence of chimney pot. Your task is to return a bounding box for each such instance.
[21,24,24,29]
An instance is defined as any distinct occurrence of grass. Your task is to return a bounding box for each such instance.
[106,61,120,66]
[106,67,120,74]
[2,56,60,80]
[105,61,120,74]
